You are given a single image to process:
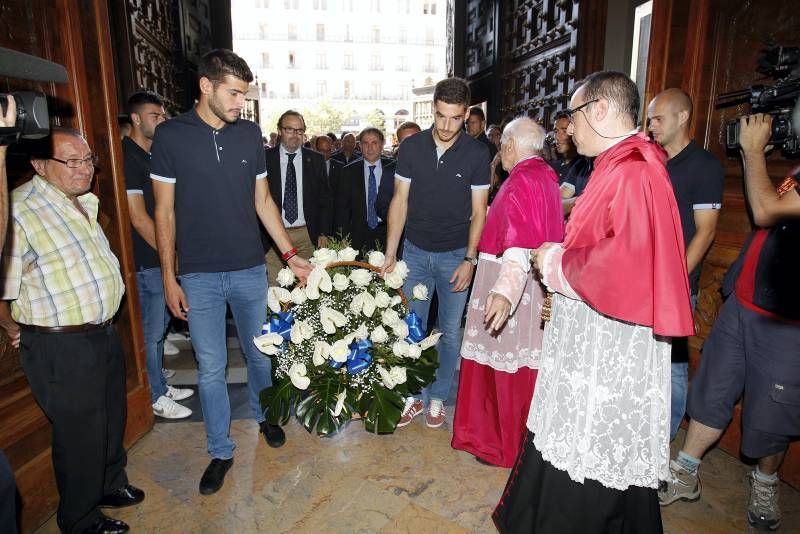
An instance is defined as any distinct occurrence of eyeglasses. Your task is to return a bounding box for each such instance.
[281,126,306,135]
[565,99,599,122]
[51,155,99,168]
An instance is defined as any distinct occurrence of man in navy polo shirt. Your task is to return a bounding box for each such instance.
[150,49,311,496]
[382,77,490,429]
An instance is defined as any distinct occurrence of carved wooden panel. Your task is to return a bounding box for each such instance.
[465,0,498,78]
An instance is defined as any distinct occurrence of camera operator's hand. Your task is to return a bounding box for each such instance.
[0,94,16,129]
[739,113,772,155]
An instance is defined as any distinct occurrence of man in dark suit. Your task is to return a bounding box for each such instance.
[330,132,358,165]
[334,127,395,252]
[264,110,331,284]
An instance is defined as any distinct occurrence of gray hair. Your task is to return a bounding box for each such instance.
[500,116,546,155]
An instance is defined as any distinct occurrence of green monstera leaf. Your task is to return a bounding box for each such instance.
[260,378,300,426]
[395,347,439,397]
[359,385,405,434]
[295,376,353,437]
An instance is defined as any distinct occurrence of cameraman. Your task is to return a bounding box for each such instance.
[659,113,800,531]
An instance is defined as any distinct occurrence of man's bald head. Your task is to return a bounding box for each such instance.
[647,88,693,157]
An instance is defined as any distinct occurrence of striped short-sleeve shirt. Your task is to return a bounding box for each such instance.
[0,175,125,326]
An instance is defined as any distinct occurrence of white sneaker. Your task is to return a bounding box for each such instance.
[163,340,180,355]
[167,331,190,342]
[152,396,192,419]
[162,368,176,379]
[165,385,194,401]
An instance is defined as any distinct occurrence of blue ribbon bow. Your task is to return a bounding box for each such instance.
[405,311,425,343]
[330,338,373,375]
[262,311,294,341]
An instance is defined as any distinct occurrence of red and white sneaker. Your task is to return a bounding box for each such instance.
[397,397,423,428]
[425,399,446,428]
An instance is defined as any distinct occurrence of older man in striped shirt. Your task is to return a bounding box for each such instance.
[0,128,142,534]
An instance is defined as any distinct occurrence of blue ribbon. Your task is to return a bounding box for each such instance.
[329,338,373,374]
[262,311,294,341]
[405,311,425,343]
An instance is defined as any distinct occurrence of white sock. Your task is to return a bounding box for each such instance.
[754,467,778,484]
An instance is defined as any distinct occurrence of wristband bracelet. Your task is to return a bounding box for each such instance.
[281,247,298,262]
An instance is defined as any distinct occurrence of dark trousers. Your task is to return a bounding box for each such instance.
[0,449,16,534]
[19,325,128,534]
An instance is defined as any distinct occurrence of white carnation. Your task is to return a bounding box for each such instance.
[276,267,296,288]
[337,247,359,261]
[332,273,350,291]
[370,325,389,343]
[384,270,404,289]
[349,268,373,287]
[288,363,310,390]
[374,291,391,308]
[290,287,307,305]
[367,250,385,267]
[412,284,429,301]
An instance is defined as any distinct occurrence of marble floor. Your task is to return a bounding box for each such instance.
[34,414,800,533]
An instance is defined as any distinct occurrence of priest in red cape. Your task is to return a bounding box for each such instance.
[452,116,564,467]
[493,71,694,534]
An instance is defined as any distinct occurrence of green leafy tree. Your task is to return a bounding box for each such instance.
[364,108,386,132]
[303,100,350,135]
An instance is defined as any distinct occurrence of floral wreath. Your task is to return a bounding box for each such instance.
[254,245,440,436]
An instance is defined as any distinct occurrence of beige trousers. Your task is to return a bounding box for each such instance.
[265,226,315,286]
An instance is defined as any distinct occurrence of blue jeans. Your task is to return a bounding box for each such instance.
[179,264,270,459]
[402,239,470,403]
[670,293,698,440]
[137,267,170,403]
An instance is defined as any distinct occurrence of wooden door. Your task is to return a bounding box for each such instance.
[0,1,153,530]
[646,0,800,487]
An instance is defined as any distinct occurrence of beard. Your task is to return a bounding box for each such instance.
[209,94,239,124]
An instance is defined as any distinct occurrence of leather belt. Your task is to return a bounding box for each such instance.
[20,319,113,334]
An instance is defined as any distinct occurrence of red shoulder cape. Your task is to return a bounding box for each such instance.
[561,133,694,337]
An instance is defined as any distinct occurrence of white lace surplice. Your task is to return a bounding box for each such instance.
[526,293,671,490]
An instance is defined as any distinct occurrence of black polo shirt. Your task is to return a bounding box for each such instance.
[123,137,160,270]
[666,141,724,294]
[149,107,267,274]
[395,128,490,251]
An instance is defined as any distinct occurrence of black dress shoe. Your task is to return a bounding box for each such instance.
[82,514,129,534]
[98,484,145,508]
[199,458,233,495]
[260,421,286,448]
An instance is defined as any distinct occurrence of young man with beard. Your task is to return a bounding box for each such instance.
[150,49,312,495]
[382,77,490,429]
[549,111,593,216]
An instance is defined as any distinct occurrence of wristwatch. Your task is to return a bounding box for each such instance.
[463,256,478,266]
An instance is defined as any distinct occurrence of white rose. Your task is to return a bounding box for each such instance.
[288,363,310,390]
[330,339,350,362]
[392,321,409,339]
[290,287,307,305]
[392,340,410,357]
[337,247,359,261]
[374,291,391,308]
[390,295,402,307]
[405,343,422,360]
[367,250,385,268]
[394,260,410,279]
[290,319,314,344]
[389,366,407,385]
[349,268,373,287]
[310,248,338,267]
[267,287,292,313]
[381,308,401,328]
[419,332,443,351]
[332,273,350,291]
[412,284,428,301]
[253,332,283,355]
[384,270,404,289]
[320,306,348,335]
[331,389,347,417]
[377,365,397,389]
[312,341,331,366]
[370,325,389,344]
[305,266,332,300]
[276,267,296,288]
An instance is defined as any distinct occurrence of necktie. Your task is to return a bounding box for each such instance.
[367,165,378,229]
[284,152,298,224]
